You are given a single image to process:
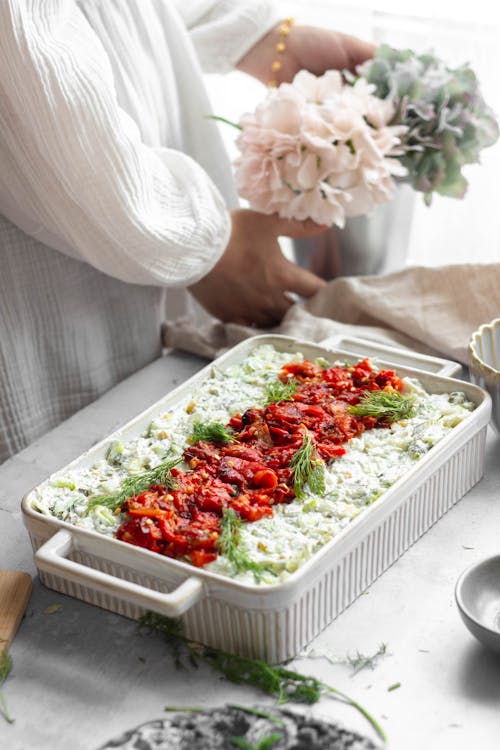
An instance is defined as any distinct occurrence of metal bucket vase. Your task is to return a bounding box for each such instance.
[293,184,415,279]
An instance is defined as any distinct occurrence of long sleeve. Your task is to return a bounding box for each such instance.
[173,0,281,73]
[0,0,231,288]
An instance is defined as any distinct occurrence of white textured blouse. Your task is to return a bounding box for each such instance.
[0,0,278,462]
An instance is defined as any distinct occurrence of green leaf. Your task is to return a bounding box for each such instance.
[230,733,282,750]
[289,431,326,499]
[188,422,234,445]
[349,390,415,422]
[85,456,180,514]
[217,508,270,579]
[263,379,297,406]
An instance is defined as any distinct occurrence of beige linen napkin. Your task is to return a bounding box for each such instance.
[162,264,500,364]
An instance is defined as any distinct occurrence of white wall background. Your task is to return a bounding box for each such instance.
[205,1,500,268]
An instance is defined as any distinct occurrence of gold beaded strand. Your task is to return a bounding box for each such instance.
[268,17,295,88]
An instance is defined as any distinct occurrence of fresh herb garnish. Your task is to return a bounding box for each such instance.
[387,681,401,692]
[217,508,270,580]
[349,390,415,422]
[139,613,386,743]
[264,379,297,406]
[347,643,389,674]
[303,643,389,675]
[86,456,180,514]
[189,422,235,445]
[231,734,282,750]
[289,431,326,499]
[0,650,14,724]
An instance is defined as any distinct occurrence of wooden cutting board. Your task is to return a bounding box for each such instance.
[0,571,32,653]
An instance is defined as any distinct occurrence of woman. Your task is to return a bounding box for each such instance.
[0,0,374,462]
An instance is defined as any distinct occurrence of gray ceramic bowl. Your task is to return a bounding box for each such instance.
[455,555,500,654]
[469,318,500,434]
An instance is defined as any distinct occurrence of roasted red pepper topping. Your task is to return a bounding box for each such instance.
[115,358,404,567]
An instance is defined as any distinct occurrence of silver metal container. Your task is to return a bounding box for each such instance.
[293,186,415,279]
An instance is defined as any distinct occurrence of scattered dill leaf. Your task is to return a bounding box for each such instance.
[0,650,14,724]
[217,508,270,580]
[188,422,235,445]
[289,431,326,499]
[231,733,282,750]
[138,613,386,743]
[303,643,389,675]
[387,682,401,692]
[85,456,180,514]
[43,604,63,615]
[264,379,297,406]
[164,706,204,712]
[349,390,415,422]
[346,643,389,675]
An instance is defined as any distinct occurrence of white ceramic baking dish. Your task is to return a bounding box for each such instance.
[22,335,491,663]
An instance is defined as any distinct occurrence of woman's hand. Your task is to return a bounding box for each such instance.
[188,209,326,327]
[237,23,375,85]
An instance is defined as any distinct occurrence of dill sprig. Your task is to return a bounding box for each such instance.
[217,508,270,580]
[349,390,415,422]
[0,650,14,724]
[289,431,326,499]
[138,613,386,743]
[347,643,389,675]
[264,379,297,406]
[85,456,180,514]
[304,643,389,675]
[188,422,235,445]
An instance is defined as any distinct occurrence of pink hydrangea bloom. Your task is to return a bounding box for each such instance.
[234,70,407,227]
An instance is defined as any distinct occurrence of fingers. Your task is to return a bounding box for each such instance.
[282,260,326,299]
[340,33,377,70]
[271,215,329,239]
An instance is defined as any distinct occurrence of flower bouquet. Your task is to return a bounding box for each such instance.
[224,45,499,228]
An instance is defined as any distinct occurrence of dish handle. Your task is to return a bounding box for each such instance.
[35,529,204,617]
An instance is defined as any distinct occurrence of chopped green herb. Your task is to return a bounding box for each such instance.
[303,643,389,675]
[189,422,234,445]
[85,456,180,514]
[164,706,204,712]
[217,508,270,580]
[290,431,326,499]
[346,643,389,675]
[264,379,297,406]
[387,681,401,692]
[44,604,62,615]
[349,390,415,422]
[231,733,282,750]
[138,613,386,743]
[0,650,14,724]
[315,357,331,369]
[52,478,76,491]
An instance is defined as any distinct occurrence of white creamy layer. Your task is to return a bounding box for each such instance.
[32,345,475,584]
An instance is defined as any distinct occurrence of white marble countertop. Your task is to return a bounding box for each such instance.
[1,349,499,750]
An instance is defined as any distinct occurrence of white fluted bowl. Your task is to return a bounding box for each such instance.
[469,318,500,433]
